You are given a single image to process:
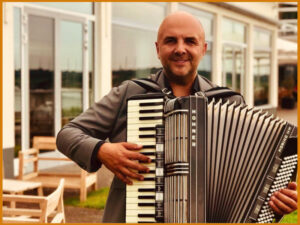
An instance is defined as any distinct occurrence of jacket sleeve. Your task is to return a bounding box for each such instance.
[56,81,130,172]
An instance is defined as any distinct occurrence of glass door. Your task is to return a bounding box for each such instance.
[60,20,84,127]
[28,15,55,142]
[222,45,245,93]
[22,6,88,149]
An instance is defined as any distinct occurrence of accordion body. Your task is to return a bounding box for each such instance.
[126,93,297,223]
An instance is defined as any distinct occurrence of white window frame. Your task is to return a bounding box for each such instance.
[14,3,95,150]
[222,41,247,94]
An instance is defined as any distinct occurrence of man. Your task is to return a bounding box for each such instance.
[57,11,297,222]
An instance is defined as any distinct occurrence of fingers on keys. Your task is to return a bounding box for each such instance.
[269,189,297,215]
[121,142,143,150]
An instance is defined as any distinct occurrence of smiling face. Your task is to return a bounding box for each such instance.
[156,12,207,84]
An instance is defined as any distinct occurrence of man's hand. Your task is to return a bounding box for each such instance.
[97,142,151,185]
[269,182,297,215]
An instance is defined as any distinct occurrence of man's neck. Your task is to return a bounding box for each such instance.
[169,82,194,97]
[166,74,197,97]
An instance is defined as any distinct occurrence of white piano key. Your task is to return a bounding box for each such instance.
[128,98,163,105]
[127,137,156,143]
[128,112,164,118]
[126,216,156,223]
[126,198,155,204]
[127,118,163,125]
[126,192,155,197]
[126,209,155,216]
[127,130,156,135]
[128,104,164,111]
[126,203,155,210]
[131,180,155,186]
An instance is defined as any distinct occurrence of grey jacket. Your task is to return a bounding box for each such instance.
[56,70,244,222]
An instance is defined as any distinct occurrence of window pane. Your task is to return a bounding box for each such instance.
[14,7,21,156]
[112,3,166,87]
[29,15,55,142]
[198,42,212,80]
[178,4,214,40]
[61,21,83,126]
[30,2,93,15]
[223,45,244,93]
[89,21,94,106]
[222,18,245,43]
[254,51,270,105]
[254,28,271,49]
[112,2,165,31]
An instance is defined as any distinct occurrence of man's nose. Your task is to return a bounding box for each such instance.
[174,41,186,55]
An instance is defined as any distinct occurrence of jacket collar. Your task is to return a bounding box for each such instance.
[155,69,203,95]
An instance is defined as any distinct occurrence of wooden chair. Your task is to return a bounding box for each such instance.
[2,179,65,223]
[18,136,97,202]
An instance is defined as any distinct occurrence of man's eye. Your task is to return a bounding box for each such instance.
[186,39,197,44]
[165,38,175,43]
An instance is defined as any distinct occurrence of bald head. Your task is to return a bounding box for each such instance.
[157,11,206,43]
[155,11,207,88]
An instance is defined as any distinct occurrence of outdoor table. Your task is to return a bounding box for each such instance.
[3,179,43,208]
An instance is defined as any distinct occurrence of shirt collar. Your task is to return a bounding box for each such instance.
[159,71,200,96]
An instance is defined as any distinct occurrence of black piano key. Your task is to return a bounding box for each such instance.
[143,177,155,181]
[140,102,163,106]
[139,109,163,113]
[141,152,155,156]
[138,159,155,163]
[138,188,155,192]
[138,214,155,218]
[139,127,155,131]
[139,116,163,121]
[138,203,156,207]
[138,222,155,223]
[142,145,156,149]
[138,195,155,199]
[139,170,155,174]
[139,134,156,138]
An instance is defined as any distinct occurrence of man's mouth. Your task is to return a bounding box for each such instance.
[172,59,189,65]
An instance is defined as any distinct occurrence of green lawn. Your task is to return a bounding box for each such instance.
[280,210,298,223]
[64,187,109,209]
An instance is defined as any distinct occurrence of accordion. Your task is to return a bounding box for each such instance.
[126,93,297,223]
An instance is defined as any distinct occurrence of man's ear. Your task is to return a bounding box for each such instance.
[155,42,160,59]
[202,42,208,55]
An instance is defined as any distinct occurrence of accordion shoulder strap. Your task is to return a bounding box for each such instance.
[197,86,245,104]
[131,74,245,104]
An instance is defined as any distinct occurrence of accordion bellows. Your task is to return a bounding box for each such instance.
[126,94,297,223]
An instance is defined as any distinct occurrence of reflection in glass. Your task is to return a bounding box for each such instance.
[31,2,93,15]
[254,51,270,105]
[61,21,83,126]
[14,8,21,156]
[29,15,55,144]
[222,18,245,44]
[222,45,244,93]
[198,42,212,80]
[112,2,165,87]
[112,25,161,87]
[89,21,94,106]
[112,2,165,32]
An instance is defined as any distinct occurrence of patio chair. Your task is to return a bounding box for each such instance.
[18,136,97,202]
[2,178,65,223]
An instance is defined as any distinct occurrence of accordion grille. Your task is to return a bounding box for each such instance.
[165,111,189,223]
